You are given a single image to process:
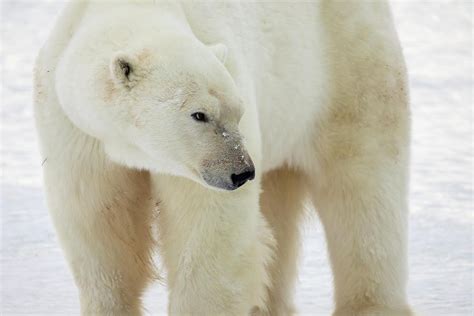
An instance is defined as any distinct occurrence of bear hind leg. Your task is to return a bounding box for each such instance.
[258,167,308,316]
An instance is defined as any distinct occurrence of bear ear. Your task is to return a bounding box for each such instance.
[209,43,228,64]
[110,52,136,88]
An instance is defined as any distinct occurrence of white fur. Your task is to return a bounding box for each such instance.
[34,0,412,315]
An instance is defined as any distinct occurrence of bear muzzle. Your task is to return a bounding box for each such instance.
[200,153,255,191]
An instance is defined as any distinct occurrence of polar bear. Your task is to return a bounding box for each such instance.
[34,0,412,315]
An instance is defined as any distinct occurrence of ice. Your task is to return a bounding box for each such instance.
[1,1,472,315]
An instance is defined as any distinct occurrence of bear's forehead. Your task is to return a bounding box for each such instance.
[151,71,241,108]
[208,89,244,119]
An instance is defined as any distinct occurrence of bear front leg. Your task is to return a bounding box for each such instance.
[35,44,156,314]
[309,120,413,316]
[306,12,413,309]
[153,175,274,315]
[43,145,155,316]
[311,154,413,316]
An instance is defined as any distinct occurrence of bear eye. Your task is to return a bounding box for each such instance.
[191,112,208,123]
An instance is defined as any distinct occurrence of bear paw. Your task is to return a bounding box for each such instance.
[251,303,297,316]
[333,305,414,316]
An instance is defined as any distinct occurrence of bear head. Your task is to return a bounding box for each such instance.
[56,31,254,191]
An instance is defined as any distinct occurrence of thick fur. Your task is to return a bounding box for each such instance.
[34,0,412,315]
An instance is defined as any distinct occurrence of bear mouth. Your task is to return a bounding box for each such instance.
[200,171,237,191]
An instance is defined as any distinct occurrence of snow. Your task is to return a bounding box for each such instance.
[1,1,472,315]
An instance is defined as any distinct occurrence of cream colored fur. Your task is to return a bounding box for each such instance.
[34,0,412,315]
[260,169,308,316]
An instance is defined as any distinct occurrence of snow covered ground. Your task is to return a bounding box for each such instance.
[1,1,472,315]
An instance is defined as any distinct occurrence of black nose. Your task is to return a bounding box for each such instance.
[231,168,255,188]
